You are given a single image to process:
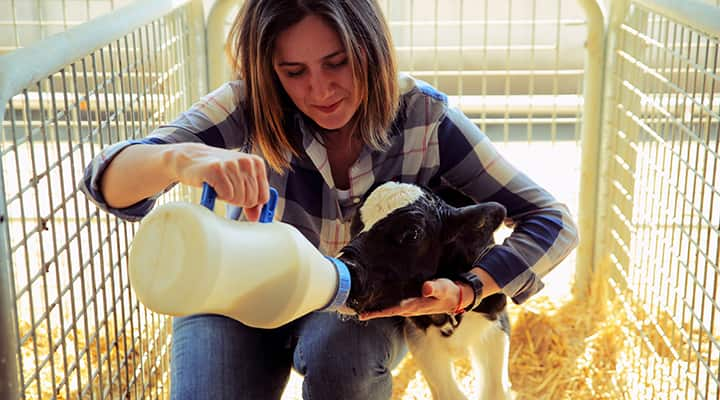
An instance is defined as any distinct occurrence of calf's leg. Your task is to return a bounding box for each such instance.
[468,324,512,400]
[404,323,467,400]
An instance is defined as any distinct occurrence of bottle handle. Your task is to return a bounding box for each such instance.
[200,182,217,210]
[201,182,278,223]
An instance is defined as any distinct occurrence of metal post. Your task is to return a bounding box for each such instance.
[592,0,631,288]
[574,0,608,296]
[187,0,209,102]
[206,0,238,91]
[0,127,18,397]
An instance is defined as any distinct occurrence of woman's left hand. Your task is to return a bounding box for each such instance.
[358,278,466,321]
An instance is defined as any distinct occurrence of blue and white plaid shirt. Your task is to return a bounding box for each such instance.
[81,74,579,304]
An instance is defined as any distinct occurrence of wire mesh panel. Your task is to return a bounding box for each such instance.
[378,0,588,299]
[383,0,588,144]
[0,0,136,54]
[602,2,720,398]
[1,4,200,399]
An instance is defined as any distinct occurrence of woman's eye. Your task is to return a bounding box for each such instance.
[286,69,304,78]
[327,59,348,69]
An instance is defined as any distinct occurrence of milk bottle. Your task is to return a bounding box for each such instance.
[128,184,351,329]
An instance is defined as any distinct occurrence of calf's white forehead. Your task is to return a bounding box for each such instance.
[360,182,425,232]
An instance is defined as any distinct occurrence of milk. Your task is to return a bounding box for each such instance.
[128,186,350,329]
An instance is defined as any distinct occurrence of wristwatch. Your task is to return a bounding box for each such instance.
[455,271,483,312]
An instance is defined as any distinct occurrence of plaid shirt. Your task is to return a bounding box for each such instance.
[81,74,578,304]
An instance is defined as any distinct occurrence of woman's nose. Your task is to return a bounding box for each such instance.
[309,70,334,101]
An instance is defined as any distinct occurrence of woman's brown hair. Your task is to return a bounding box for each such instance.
[226,0,399,172]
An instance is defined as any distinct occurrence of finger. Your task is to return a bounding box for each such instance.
[422,280,450,298]
[228,174,247,207]
[358,305,404,321]
[210,173,234,203]
[253,157,270,205]
[244,204,262,222]
[241,162,259,207]
[359,298,425,320]
[222,161,246,206]
[359,309,400,320]
[243,176,258,208]
[424,279,458,298]
[358,313,380,321]
[422,281,436,297]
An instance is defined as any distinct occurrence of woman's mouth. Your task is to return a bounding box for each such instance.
[314,99,343,114]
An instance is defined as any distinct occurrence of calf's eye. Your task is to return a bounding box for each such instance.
[397,227,423,244]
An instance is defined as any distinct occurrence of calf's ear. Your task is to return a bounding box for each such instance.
[442,202,506,247]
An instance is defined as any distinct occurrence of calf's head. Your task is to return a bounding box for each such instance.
[339,182,506,314]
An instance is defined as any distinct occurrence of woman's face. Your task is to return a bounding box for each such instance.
[273,14,362,132]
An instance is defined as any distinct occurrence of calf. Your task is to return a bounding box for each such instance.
[338,182,512,400]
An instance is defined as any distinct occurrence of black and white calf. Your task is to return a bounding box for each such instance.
[338,182,512,400]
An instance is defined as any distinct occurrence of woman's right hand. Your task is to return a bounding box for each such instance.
[171,142,270,221]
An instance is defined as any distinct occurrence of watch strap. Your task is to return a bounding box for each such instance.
[456,271,483,312]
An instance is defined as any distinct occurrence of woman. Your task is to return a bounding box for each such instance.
[80,0,578,399]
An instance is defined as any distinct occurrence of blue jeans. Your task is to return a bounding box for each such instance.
[170,312,407,400]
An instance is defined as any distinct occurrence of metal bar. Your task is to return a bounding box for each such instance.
[0,166,18,400]
[504,0,512,142]
[19,90,42,400]
[468,117,580,124]
[410,0,415,73]
[77,57,97,400]
[48,73,72,400]
[481,0,488,134]
[206,0,236,91]
[527,0,537,142]
[0,0,194,109]
[35,79,62,400]
[551,0,562,141]
[432,0,439,88]
[407,68,585,77]
[387,18,588,26]
[574,0,607,296]
[457,0,464,108]
[395,44,559,51]
[60,66,86,400]
[10,0,20,48]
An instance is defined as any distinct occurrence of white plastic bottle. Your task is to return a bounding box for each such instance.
[127,185,351,329]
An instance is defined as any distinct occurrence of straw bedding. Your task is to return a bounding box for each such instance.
[389,281,629,400]
[19,275,709,399]
[17,317,168,399]
[389,274,713,399]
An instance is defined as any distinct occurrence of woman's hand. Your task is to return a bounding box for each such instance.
[358,279,471,321]
[171,143,270,221]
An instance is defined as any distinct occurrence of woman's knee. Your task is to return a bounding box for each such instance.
[171,314,294,400]
[293,313,407,400]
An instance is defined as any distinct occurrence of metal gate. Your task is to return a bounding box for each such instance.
[1,0,719,399]
[0,1,205,398]
[596,0,720,398]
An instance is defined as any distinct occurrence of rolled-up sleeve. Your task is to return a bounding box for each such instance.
[79,137,175,221]
[435,106,579,304]
[79,81,249,222]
